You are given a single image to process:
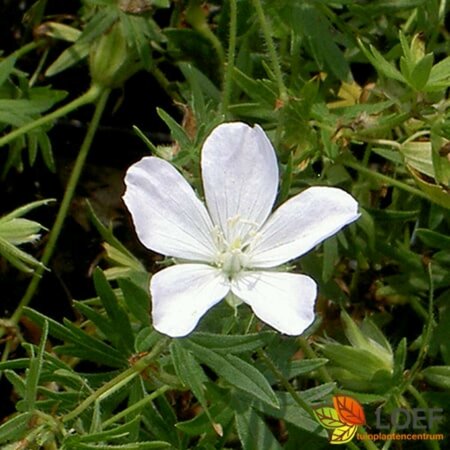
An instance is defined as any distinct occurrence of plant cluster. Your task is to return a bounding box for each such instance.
[0,1,449,449]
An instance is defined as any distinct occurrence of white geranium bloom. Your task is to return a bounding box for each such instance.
[123,122,360,337]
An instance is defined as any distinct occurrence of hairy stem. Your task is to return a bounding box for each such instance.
[258,349,316,419]
[221,0,238,117]
[250,0,287,102]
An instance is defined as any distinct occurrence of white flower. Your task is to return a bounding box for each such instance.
[123,122,360,337]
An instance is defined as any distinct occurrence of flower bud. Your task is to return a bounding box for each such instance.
[89,21,139,88]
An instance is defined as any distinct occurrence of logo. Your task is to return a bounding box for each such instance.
[314,396,445,444]
[314,395,365,445]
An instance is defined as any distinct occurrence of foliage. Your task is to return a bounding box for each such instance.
[0,0,449,449]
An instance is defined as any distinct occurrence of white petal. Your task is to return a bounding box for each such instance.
[201,122,278,244]
[123,157,216,262]
[249,187,360,267]
[231,271,316,335]
[151,264,230,337]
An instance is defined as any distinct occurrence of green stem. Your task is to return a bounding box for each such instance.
[10,86,109,326]
[343,159,431,201]
[103,385,171,428]
[63,338,168,423]
[298,337,333,383]
[407,385,440,450]
[258,349,316,419]
[358,430,380,450]
[221,0,237,117]
[398,265,434,394]
[10,41,40,60]
[0,84,101,149]
[250,0,288,102]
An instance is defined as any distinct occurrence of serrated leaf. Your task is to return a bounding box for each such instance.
[330,424,357,444]
[314,407,344,429]
[333,395,366,425]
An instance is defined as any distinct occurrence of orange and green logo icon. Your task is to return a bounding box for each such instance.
[314,395,366,445]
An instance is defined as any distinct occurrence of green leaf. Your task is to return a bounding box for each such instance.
[428,56,450,85]
[156,108,191,150]
[93,268,135,353]
[170,341,217,428]
[232,68,277,106]
[410,53,434,90]
[189,331,275,354]
[45,42,90,77]
[4,370,26,399]
[0,236,43,273]
[235,405,283,450]
[0,199,54,222]
[134,327,160,353]
[280,3,350,80]
[322,236,338,282]
[64,417,144,445]
[421,366,450,390]
[251,386,335,435]
[179,62,220,103]
[286,359,329,379]
[24,307,78,342]
[119,278,150,326]
[358,39,405,82]
[393,338,407,383]
[319,343,392,379]
[416,229,450,250]
[408,166,450,209]
[0,412,32,444]
[24,320,48,411]
[43,22,82,42]
[182,340,279,408]
[70,443,171,450]
[58,319,126,367]
[0,55,16,87]
[73,301,118,342]
[37,131,56,172]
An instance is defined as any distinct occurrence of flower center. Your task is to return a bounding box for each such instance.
[212,227,251,278]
